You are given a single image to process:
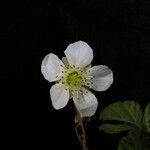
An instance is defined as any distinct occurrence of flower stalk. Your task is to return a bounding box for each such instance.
[75,106,89,150]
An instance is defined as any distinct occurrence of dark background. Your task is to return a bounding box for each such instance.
[1,0,150,149]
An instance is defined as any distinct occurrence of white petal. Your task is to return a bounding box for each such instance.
[64,41,93,67]
[73,89,98,117]
[41,53,64,82]
[87,65,113,91]
[50,83,69,109]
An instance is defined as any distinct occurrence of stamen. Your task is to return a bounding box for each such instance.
[58,65,88,92]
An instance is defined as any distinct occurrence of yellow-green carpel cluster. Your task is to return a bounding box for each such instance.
[60,65,88,91]
[66,71,83,86]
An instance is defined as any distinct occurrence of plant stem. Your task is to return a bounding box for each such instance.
[75,107,89,150]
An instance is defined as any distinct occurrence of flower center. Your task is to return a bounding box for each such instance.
[59,65,87,91]
[66,71,83,87]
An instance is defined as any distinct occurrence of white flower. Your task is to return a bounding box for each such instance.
[41,41,113,117]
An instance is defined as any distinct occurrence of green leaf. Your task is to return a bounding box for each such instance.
[143,103,150,131]
[118,130,139,150]
[99,123,131,134]
[118,129,150,150]
[99,101,142,125]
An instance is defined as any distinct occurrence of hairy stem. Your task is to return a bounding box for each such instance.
[75,107,89,150]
